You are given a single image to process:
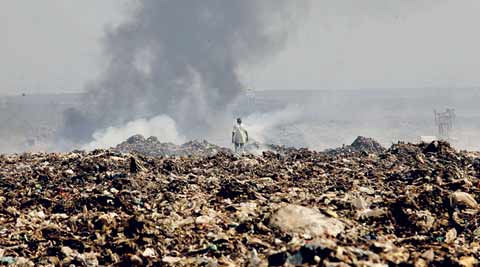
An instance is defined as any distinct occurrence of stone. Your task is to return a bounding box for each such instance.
[269,205,345,237]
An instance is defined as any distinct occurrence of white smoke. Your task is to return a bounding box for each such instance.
[83,114,184,150]
[244,105,305,145]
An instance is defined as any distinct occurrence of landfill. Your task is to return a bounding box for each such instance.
[1,137,480,266]
[113,134,231,157]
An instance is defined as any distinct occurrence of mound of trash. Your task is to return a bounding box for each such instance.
[325,136,386,156]
[113,134,231,157]
[350,136,385,153]
[1,140,480,266]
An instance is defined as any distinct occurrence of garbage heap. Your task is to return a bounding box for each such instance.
[113,135,230,157]
[350,136,386,153]
[325,136,386,156]
[1,141,480,266]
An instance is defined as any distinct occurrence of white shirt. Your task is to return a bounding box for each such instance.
[233,123,248,144]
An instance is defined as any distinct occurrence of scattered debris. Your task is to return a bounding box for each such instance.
[0,139,479,266]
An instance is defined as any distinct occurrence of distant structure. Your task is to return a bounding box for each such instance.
[434,108,455,139]
[245,87,256,112]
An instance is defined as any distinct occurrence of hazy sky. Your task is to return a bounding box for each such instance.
[0,0,128,95]
[1,0,480,95]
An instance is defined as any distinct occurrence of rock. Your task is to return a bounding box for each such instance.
[75,252,98,267]
[352,196,370,210]
[414,210,435,231]
[61,246,74,258]
[195,215,214,225]
[142,248,156,258]
[445,228,457,243]
[130,255,143,265]
[162,256,183,264]
[269,205,345,237]
[421,249,434,261]
[450,191,478,209]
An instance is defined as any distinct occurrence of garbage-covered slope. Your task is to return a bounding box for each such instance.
[113,134,231,157]
[1,141,480,266]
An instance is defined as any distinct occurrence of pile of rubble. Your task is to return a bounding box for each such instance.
[1,140,480,266]
[113,135,385,158]
[350,136,385,153]
[113,135,230,157]
[325,136,386,156]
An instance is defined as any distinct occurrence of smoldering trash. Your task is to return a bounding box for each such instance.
[1,136,480,266]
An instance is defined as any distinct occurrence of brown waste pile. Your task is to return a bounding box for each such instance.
[350,136,385,154]
[325,136,386,156]
[1,141,480,266]
[113,134,230,157]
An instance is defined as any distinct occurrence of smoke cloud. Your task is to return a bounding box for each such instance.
[244,105,305,145]
[84,114,184,150]
[61,0,305,147]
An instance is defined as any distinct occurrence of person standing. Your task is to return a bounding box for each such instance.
[232,118,248,153]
